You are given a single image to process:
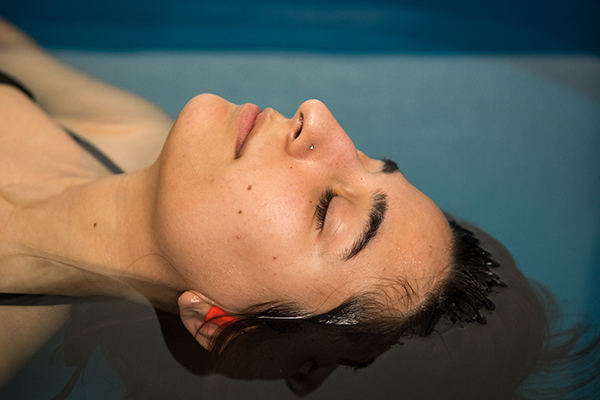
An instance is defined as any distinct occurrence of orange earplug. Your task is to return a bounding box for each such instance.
[204,306,238,327]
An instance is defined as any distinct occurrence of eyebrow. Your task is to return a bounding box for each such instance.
[342,190,388,261]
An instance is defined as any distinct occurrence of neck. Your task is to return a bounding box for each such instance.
[3,166,185,312]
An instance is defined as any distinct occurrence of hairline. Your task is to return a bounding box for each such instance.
[239,229,455,327]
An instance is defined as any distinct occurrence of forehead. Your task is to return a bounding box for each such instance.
[373,182,452,308]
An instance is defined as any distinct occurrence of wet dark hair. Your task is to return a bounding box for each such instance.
[206,221,506,364]
[407,220,506,336]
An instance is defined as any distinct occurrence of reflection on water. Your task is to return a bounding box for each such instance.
[2,224,598,400]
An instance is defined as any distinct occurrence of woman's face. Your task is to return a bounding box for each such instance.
[154,94,452,316]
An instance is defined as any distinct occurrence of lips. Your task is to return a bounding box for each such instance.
[235,103,261,157]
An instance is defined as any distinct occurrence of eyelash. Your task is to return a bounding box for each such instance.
[316,188,337,231]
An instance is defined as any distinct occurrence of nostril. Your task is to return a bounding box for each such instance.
[293,113,304,139]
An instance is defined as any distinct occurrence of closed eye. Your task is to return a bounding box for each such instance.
[315,188,337,231]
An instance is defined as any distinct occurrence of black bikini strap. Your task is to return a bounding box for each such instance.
[65,129,124,175]
[0,70,124,175]
[0,71,35,101]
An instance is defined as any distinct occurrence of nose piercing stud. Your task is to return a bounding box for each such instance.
[309,144,314,150]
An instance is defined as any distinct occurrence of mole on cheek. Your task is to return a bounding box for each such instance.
[93,222,97,227]
[273,256,277,260]
[238,210,243,214]
[247,185,252,191]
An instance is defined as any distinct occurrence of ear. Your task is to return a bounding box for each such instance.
[285,360,338,396]
[177,290,237,350]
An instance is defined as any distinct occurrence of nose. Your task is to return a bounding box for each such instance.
[287,100,359,164]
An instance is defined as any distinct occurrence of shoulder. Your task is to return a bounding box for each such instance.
[0,86,88,181]
[0,43,174,172]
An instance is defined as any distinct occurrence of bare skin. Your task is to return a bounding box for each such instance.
[0,18,175,385]
[0,17,452,356]
[0,17,178,301]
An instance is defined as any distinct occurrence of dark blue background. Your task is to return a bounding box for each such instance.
[1,0,599,53]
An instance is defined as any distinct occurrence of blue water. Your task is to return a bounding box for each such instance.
[1,0,599,54]
[1,1,599,399]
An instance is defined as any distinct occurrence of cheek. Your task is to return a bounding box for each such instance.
[201,184,317,292]
[214,165,313,242]
[216,185,309,261]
